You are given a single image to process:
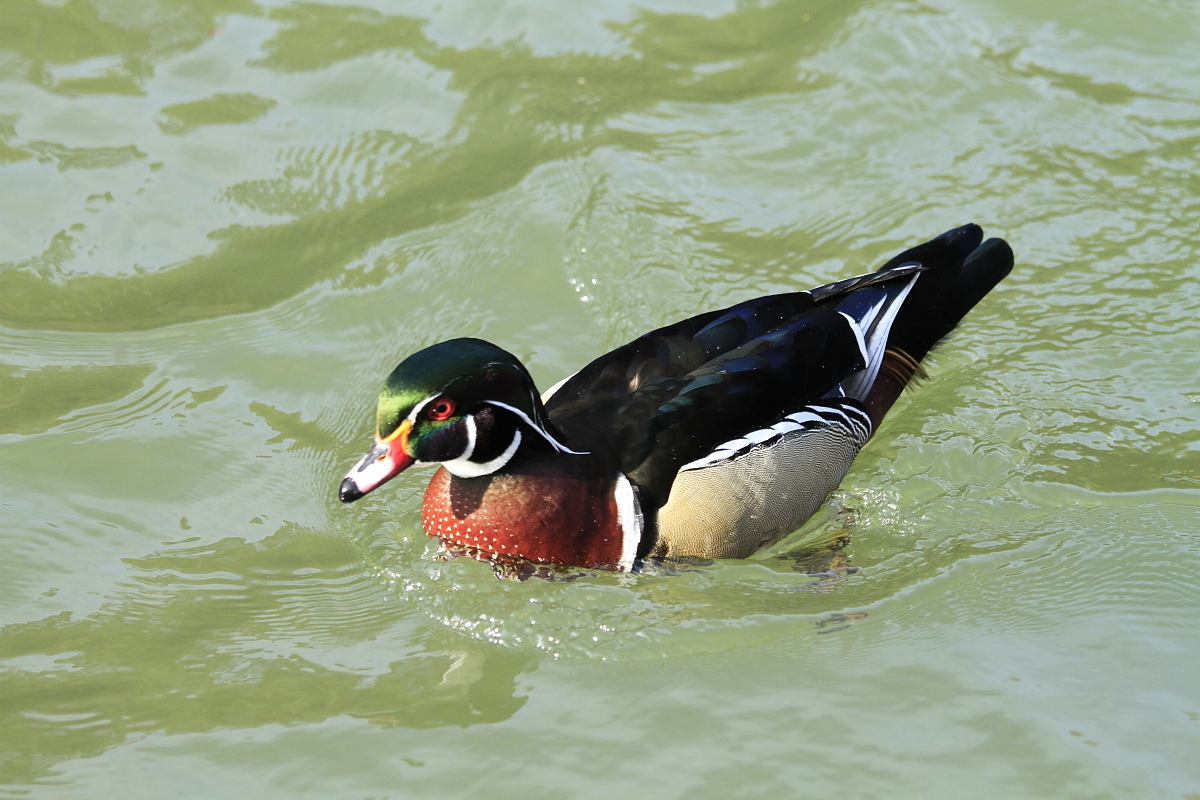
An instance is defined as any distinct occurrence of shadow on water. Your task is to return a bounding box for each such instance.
[0,525,533,785]
[0,0,865,332]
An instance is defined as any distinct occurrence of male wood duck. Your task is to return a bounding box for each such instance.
[339,224,1013,572]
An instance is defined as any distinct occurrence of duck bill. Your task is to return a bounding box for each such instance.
[339,421,415,503]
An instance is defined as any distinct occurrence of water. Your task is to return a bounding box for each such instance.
[2,0,1199,797]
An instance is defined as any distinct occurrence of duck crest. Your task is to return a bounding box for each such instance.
[421,460,631,570]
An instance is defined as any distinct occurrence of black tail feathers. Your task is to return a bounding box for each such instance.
[887,224,1013,363]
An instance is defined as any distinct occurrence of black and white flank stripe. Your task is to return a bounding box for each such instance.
[680,400,873,472]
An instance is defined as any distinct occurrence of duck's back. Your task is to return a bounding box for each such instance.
[544,224,1013,559]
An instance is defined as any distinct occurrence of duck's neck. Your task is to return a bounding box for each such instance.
[429,403,520,478]
[438,402,577,478]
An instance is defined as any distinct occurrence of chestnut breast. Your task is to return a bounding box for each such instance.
[421,463,624,569]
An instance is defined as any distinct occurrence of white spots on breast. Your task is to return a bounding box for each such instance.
[423,495,509,554]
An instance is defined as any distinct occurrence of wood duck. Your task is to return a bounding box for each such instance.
[339,224,1013,572]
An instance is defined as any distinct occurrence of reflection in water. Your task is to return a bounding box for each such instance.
[0,525,532,784]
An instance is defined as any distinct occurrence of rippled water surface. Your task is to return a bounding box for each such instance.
[2,0,1199,797]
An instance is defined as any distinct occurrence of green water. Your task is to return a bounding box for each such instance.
[2,0,1199,796]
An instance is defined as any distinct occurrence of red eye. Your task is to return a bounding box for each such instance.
[427,398,455,421]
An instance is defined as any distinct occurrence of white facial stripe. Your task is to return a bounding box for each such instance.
[442,429,522,478]
[614,473,643,573]
[461,413,477,460]
[484,400,588,455]
[405,394,438,424]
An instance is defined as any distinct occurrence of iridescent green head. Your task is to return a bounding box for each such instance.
[374,338,542,440]
[339,338,549,503]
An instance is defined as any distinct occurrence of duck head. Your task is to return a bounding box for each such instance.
[338,338,562,502]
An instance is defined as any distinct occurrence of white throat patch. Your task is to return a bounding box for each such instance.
[442,428,522,478]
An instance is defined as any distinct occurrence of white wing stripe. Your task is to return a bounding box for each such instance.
[839,312,870,366]
[854,295,887,336]
[840,273,920,400]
